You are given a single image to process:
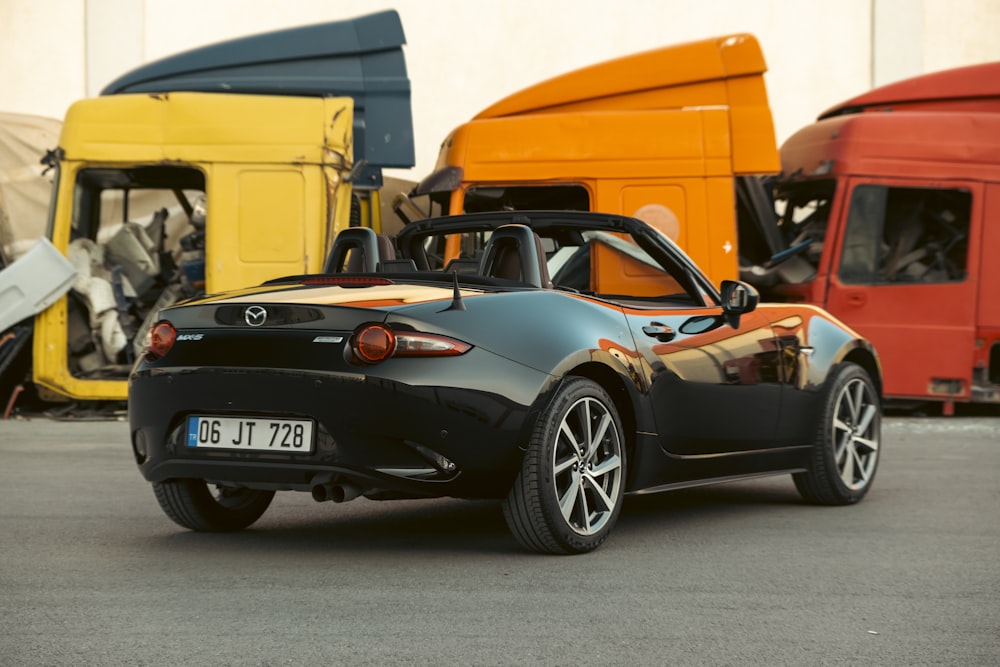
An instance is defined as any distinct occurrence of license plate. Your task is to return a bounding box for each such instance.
[186,416,314,454]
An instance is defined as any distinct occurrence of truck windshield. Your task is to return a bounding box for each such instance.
[68,166,206,379]
[772,179,836,280]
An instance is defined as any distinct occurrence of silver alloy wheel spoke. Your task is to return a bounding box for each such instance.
[575,482,592,531]
[851,380,864,422]
[589,453,622,479]
[854,435,879,453]
[851,447,869,483]
[856,405,878,442]
[583,474,615,514]
[582,401,593,458]
[834,431,850,463]
[584,412,612,462]
[840,441,857,485]
[559,472,583,520]
[553,396,623,536]
[554,453,577,476]
[560,420,583,458]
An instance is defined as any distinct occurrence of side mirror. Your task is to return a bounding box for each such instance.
[719,280,760,328]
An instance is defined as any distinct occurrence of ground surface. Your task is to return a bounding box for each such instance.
[0,417,997,666]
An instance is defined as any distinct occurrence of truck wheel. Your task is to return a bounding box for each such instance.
[153,479,274,531]
[794,363,881,505]
[502,377,626,554]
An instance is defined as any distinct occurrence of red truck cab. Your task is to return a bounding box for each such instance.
[767,62,1000,410]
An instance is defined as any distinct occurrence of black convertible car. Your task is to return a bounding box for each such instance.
[128,211,882,554]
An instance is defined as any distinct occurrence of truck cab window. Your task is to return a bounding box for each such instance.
[463,185,590,213]
[67,166,206,379]
[839,185,971,285]
[772,180,835,277]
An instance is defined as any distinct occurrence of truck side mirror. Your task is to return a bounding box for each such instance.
[720,280,759,328]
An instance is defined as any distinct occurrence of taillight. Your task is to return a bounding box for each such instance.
[350,324,471,364]
[352,324,397,363]
[145,321,176,360]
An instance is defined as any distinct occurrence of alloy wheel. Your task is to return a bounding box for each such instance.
[832,377,880,490]
[552,396,624,536]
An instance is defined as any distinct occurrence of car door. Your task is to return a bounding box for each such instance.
[623,303,782,456]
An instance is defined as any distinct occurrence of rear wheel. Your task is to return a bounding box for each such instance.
[794,363,881,505]
[502,377,626,554]
[153,479,274,531]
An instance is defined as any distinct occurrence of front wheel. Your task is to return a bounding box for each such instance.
[153,479,274,531]
[502,377,626,554]
[794,363,881,505]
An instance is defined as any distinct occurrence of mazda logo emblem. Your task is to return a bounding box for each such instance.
[244,306,268,327]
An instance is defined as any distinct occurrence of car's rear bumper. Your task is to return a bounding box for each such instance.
[128,356,554,499]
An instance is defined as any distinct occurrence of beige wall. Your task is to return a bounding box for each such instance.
[3,0,999,179]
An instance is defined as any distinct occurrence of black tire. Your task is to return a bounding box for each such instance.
[153,479,274,531]
[794,362,881,505]
[502,377,626,554]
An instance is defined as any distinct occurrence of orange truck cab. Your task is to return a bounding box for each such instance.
[765,62,1000,409]
[402,34,781,287]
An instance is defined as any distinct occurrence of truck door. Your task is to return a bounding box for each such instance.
[825,180,979,401]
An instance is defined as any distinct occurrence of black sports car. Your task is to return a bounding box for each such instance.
[128,211,882,554]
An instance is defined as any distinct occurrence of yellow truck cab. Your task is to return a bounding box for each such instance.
[403,34,781,286]
[27,11,414,403]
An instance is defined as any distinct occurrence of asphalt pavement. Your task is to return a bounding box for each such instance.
[0,416,997,666]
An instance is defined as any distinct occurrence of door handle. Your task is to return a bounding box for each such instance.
[642,323,675,342]
[846,292,867,307]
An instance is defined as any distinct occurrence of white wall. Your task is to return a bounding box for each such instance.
[3,0,1000,179]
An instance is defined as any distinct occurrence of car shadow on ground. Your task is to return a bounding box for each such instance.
[144,476,806,556]
[152,495,518,555]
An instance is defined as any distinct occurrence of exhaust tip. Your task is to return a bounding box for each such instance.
[311,482,363,503]
[330,483,362,503]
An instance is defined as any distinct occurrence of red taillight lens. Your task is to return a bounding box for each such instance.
[352,324,397,363]
[350,325,472,364]
[145,321,176,360]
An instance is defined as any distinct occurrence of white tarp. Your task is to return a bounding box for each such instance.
[0,112,61,264]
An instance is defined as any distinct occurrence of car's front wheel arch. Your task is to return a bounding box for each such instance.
[842,347,883,398]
